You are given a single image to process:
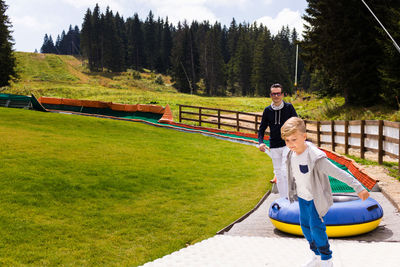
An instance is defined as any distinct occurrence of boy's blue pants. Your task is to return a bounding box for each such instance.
[298,197,332,260]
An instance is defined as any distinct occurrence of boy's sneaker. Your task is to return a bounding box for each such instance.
[301,255,321,267]
[321,259,333,267]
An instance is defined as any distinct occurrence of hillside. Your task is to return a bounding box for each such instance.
[5,52,400,121]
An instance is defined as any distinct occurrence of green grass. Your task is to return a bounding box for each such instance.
[0,107,272,266]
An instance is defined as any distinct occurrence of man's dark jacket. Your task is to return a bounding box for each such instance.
[258,101,297,148]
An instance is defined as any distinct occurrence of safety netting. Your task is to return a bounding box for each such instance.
[37,96,172,124]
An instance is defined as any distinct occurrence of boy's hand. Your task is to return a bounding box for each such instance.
[258,143,269,152]
[358,190,369,201]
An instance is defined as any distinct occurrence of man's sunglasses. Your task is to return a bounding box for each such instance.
[270,92,282,97]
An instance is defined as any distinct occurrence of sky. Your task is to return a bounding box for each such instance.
[6,0,308,52]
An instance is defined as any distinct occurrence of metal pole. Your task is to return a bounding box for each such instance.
[294,44,299,87]
[361,0,400,54]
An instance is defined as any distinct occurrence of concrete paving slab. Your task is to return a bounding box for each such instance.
[141,235,400,267]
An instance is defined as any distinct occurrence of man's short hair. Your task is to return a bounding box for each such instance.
[281,117,306,139]
[270,83,283,91]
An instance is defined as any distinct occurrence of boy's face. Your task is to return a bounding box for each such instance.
[284,130,307,154]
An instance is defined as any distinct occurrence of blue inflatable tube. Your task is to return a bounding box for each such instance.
[269,194,383,237]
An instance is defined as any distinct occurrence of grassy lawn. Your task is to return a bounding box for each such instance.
[0,107,272,266]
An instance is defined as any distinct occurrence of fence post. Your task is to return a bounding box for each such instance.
[331,120,335,152]
[378,120,383,164]
[398,122,400,172]
[317,121,321,147]
[345,120,349,154]
[360,120,365,159]
[218,109,221,129]
[179,105,182,123]
[255,115,259,134]
[199,107,202,127]
[236,112,240,132]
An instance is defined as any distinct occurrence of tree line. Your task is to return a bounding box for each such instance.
[301,0,400,107]
[40,25,80,55]
[41,4,304,96]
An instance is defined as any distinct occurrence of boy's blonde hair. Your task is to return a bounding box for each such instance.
[281,117,306,139]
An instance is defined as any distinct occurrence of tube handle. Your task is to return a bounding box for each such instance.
[272,203,281,210]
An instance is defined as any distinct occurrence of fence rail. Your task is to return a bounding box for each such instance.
[179,105,400,169]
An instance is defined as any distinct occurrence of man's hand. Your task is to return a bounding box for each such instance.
[358,189,370,201]
[258,143,269,152]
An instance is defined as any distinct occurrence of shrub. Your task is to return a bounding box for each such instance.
[132,71,141,80]
[155,75,164,85]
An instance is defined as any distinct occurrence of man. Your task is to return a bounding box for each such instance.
[258,83,297,198]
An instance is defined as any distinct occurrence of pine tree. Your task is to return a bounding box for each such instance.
[373,2,400,107]
[233,26,253,96]
[273,26,293,93]
[160,18,173,73]
[144,11,156,69]
[72,25,80,55]
[40,34,49,53]
[92,4,103,71]
[102,7,116,71]
[269,41,291,93]
[113,12,126,72]
[153,17,164,72]
[201,23,226,95]
[81,8,95,69]
[302,0,383,105]
[126,13,144,70]
[0,0,16,87]
[226,18,239,94]
[171,22,199,93]
[40,34,56,54]
[58,30,68,54]
[251,29,273,96]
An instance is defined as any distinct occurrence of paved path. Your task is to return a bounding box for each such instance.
[142,191,400,266]
[226,192,400,242]
[142,235,400,266]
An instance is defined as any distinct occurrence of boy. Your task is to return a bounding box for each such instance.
[280,117,370,267]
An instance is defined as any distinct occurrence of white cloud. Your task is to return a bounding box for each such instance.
[60,0,124,11]
[205,0,248,8]
[255,8,305,35]
[263,0,274,5]
[138,0,218,25]
[11,15,52,31]
[161,6,217,24]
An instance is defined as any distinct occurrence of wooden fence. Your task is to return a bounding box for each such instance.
[178,104,264,134]
[304,119,400,167]
[179,105,400,169]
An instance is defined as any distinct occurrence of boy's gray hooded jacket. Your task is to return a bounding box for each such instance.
[286,142,365,219]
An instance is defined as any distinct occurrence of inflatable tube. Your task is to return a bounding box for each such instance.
[269,194,383,237]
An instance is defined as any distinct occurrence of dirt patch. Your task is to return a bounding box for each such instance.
[361,164,400,211]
